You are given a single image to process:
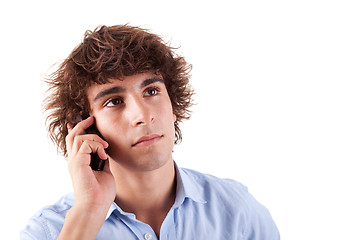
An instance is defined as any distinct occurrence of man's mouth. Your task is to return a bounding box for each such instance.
[132,134,163,147]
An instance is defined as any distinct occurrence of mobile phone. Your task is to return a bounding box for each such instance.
[84,122,107,171]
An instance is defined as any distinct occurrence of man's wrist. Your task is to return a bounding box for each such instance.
[57,204,109,240]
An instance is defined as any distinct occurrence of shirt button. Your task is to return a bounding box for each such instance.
[144,233,152,240]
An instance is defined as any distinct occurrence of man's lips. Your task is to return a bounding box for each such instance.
[132,134,163,147]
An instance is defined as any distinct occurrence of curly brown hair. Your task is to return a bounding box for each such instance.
[43,24,194,156]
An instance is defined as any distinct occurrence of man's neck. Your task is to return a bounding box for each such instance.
[109,159,176,235]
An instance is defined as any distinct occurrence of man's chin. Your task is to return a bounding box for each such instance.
[109,154,172,173]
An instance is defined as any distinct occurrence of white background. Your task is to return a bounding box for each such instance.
[1,0,359,239]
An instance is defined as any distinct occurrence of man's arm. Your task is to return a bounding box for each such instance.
[57,205,108,239]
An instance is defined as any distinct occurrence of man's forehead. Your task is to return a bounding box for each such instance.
[96,72,163,87]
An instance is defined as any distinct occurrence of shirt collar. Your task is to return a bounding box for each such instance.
[106,203,118,220]
[105,161,206,220]
[173,161,207,208]
[106,201,136,220]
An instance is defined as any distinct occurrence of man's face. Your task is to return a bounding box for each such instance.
[87,72,176,172]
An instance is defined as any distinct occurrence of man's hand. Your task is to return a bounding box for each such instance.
[58,116,116,240]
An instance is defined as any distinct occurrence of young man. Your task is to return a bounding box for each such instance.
[21,25,280,239]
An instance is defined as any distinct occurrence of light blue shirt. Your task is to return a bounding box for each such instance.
[21,165,280,239]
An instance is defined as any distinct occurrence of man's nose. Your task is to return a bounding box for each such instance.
[126,96,153,127]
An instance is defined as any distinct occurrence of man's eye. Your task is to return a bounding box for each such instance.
[144,87,159,96]
[105,98,122,107]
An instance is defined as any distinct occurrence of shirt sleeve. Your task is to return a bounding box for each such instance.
[20,213,56,240]
[243,193,280,240]
[20,217,50,240]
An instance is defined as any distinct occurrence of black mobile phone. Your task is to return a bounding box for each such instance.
[84,123,106,171]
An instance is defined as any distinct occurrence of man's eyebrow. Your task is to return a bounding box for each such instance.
[140,77,165,88]
[93,86,125,102]
[93,77,164,102]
